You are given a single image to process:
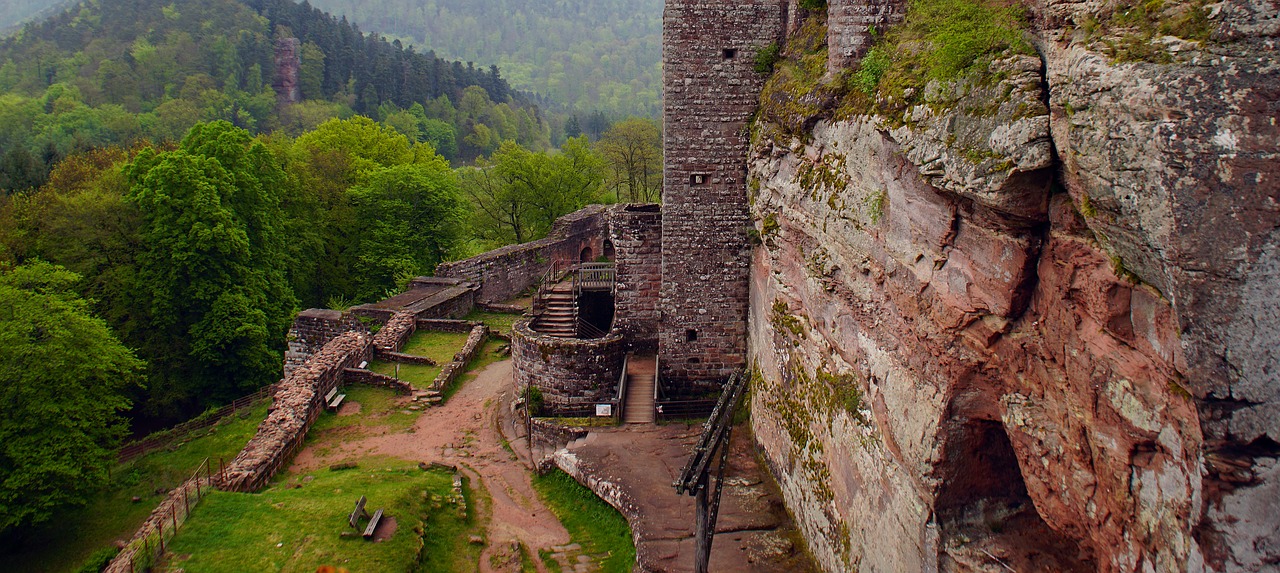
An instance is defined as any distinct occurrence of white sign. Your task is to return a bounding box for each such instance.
[596,404,613,417]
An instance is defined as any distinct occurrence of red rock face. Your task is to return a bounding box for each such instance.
[273,37,301,104]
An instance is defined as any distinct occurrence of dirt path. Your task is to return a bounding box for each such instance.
[290,359,572,572]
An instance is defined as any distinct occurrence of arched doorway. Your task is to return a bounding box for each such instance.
[580,246,594,263]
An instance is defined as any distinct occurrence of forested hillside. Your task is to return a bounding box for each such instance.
[0,0,551,194]
[306,0,663,118]
[0,0,67,34]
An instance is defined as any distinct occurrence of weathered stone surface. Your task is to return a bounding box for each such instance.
[888,54,1054,220]
[220,332,372,493]
[610,204,662,351]
[512,319,625,415]
[272,37,301,104]
[745,4,1278,572]
[661,0,786,389]
[436,205,608,303]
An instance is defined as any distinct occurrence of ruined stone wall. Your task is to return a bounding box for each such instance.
[219,332,372,492]
[608,204,662,351]
[372,311,417,356]
[511,319,625,415]
[660,0,785,390]
[826,0,905,74]
[284,309,365,376]
[436,205,609,303]
[745,3,1279,571]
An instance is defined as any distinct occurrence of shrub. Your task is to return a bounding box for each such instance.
[754,42,783,75]
[76,547,121,573]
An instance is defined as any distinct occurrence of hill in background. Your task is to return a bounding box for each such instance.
[305,0,663,118]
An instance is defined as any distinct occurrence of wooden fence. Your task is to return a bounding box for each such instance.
[118,386,273,463]
[104,457,224,573]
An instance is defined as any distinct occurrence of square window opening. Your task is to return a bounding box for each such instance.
[722,48,737,59]
[685,329,698,342]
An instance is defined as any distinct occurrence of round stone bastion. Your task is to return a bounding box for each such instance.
[511,318,625,416]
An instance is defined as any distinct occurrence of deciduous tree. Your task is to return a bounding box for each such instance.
[0,261,142,534]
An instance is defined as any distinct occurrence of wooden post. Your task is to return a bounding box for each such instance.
[158,522,165,553]
[183,486,190,515]
[693,474,711,573]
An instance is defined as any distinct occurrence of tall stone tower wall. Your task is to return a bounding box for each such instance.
[827,0,906,75]
[660,0,786,389]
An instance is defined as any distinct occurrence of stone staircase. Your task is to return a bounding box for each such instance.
[535,282,577,338]
[623,354,657,424]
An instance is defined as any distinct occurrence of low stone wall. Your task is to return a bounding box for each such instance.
[511,319,625,415]
[430,324,490,392]
[435,205,608,303]
[342,368,413,394]
[416,318,480,333]
[476,302,527,314]
[218,332,372,492]
[104,475,212,573]
[530,418,589,454]
[382,352,437,366]
[373,311,417,355]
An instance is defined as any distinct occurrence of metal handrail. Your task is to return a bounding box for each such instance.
[615,354,630,421]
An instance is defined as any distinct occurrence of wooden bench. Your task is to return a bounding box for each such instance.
[348,495,370,529]
[363,508,384,539]
[325,387,346,412]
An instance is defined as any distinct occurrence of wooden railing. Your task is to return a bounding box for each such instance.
[105,457,223,573]
[118,386,273,463]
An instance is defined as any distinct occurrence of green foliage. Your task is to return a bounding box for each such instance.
[595,118,661,203]
[461,137,605,247]
[531,470,635,573]
[125,121,295,414]
[528,386,545,417]
[840,0,1032,115]
[753,42,783,75]
[0,0,544,192]
[850,49,890,95]
[1094,0,1213,63]
[0,261,142,534]
[799,0,828,10]
[348,160,464,300]
[75,546,120,573]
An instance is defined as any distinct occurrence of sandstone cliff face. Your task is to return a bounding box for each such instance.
[747,2,1277,571]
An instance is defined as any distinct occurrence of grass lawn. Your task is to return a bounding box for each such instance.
[400,330,471,363]
[2,401,270,573]
[310,385,418,435]
[414,468,486,573]
[531,470,635,573]
[368,329,472,389]
[164,458,477,573]
[464,309,524,335]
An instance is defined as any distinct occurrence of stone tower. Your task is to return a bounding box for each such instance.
[659,0,786,390]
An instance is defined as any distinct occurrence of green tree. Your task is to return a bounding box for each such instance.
[0,261,142,534]
[596,118,661,203]
[462,137,604,247]
[348,160,464,300]
[125,121,295,415]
